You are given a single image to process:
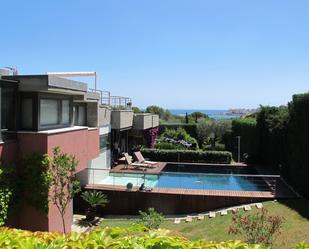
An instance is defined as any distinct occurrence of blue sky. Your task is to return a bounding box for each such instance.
[1,0,309,109]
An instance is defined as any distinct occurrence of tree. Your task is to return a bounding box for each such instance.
[132,106,143,113]
[197,119,231,149]
[188,112,209,122]
[49,147,80,233]
[185,112,189,124]
[81,190,109,221]
[145,105,171,121]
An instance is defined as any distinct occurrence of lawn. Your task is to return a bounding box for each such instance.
[100,199,309,249]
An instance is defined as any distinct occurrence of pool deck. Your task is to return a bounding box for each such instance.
[111,162,167,175]
[111,161,247,175]
[85,184,275,198]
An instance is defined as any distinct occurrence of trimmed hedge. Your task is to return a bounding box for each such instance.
[285,93,309,197]
[141,149,232,164]
[225,117,258,162]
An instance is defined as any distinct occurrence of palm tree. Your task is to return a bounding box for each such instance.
[81,190,109,221]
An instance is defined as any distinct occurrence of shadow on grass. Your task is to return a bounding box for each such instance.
[277,198,309,220]
[76,218,101,228]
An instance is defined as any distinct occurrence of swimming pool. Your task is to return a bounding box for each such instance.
[99,170,271,192]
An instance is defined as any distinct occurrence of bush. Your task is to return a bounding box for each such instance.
[141,149,232,163]
[159,124,197,138]
[229,208,284,247]
[136,208,164,229]
[158,128,199,150]
[0,226,271,248]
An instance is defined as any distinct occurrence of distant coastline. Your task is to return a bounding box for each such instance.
[168,109,242,120]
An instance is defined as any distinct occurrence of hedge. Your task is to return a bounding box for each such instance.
[141,149,232,164]
[225,117,258,162]
[285,93,309,197]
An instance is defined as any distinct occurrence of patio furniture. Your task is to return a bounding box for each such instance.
[134,151,157,165]
[123,153,151,168]
[174,218,181,224]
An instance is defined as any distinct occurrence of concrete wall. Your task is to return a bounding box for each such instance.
[133,113,153,130]
[5,127,100,232]
[98,106,111,126]
[111,110,133,130]
[152,115,159,127]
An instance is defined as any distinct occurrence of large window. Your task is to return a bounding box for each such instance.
[73,104,86,126]
[99,134,111,152]
[39,98,71,128]
[21,98,33,129]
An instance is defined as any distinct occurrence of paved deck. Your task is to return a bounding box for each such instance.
[110,162,167,175]
[85,184,275,198]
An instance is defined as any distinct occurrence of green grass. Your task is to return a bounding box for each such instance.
[100,199,309,249]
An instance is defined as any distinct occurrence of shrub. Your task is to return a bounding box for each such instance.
[229,208,284,247]
[159,128,199,150]
[159,124,197,138]
[81,190,109,221]
[136,208,164,229]
[0,226,271,248]
[141,149,232,163]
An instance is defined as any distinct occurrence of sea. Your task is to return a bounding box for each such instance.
[169,109,241,120]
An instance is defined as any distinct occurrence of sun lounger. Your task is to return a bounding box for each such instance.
[123,153,151,168]
[256,203,263,209]
[244,205,252,211]
[174,218,181,224]
[209,212,216,218]
[134,151,157,165]
[221,210,228,216]
[185,216,193,222]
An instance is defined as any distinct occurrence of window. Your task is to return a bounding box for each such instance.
[61,100,70,124]
[39,98,71,128]
[99,134,110,152]
[73,104,86,126]
[40,99,58,125]
[21,98,33,129]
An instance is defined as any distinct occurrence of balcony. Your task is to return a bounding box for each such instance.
[111,110,134,130]
[133,113,159,130]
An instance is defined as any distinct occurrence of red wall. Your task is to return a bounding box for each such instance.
[2,127,99,233]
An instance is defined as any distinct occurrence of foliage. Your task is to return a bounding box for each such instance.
[202,142,226,151]
[0,167,15,226]
[197,119,232,147]
[285,93,309,197]
[256,106,289,168]
[0,165,20,226]
[141,148,232,163]
[132,106,143,113]
[136,208,164,229]
[145,127,159,148]
[229,208,284,247]
[155,141,186,150]
[20,154,51,214]
[225,117,258,162]
[81,190,109,208]
[158,128,199,150]
[49,147,80,233]
[188,111,210,122]
[0,226,270,249]
[159,124,197,139]
[146,105,171,121]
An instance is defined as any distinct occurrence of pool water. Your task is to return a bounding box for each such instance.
[99,171,270,192]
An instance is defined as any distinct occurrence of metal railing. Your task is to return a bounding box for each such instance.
[88,89,132,109]
[78,168,279,193]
